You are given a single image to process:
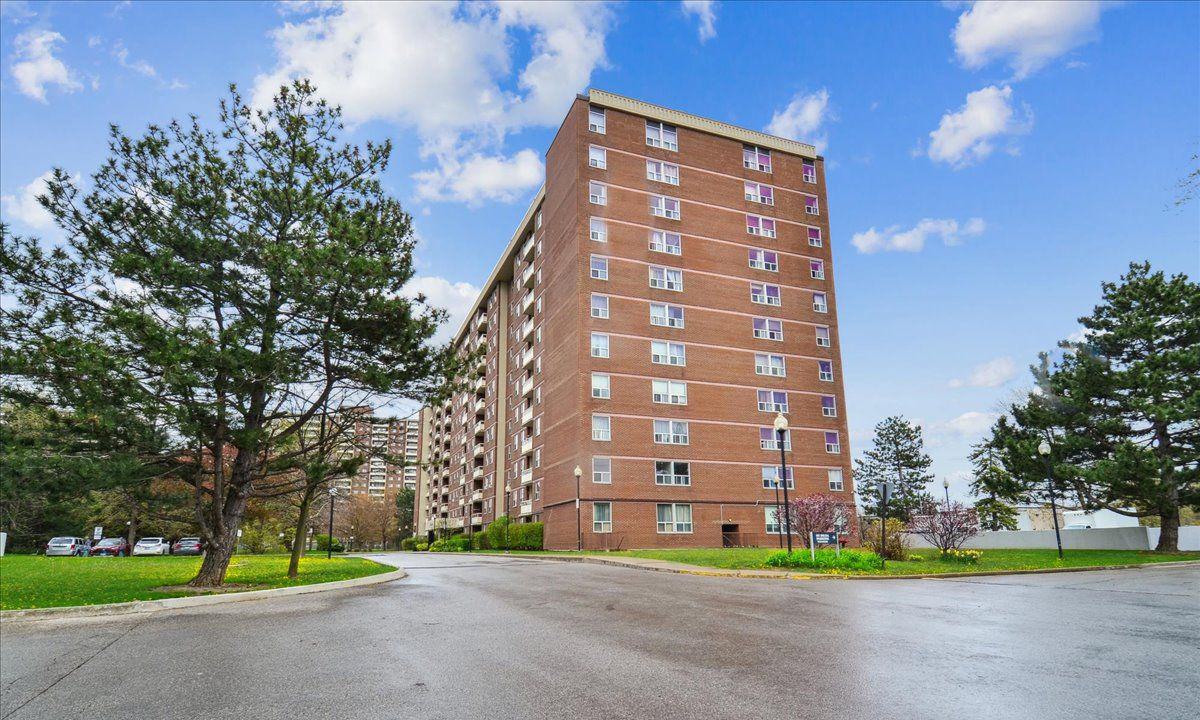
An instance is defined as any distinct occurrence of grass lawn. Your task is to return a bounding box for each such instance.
[0,554,391,610]
[474,547,1200,576]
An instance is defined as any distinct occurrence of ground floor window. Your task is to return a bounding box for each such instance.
[593,502,612,533]
[656,503,692,533]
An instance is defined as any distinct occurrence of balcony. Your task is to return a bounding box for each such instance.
[473,421,485,436]
[520,468,533,485]
[473,444,484,458]
[473,376,486,393]
[472,466,483,480]
[474,399,486,414]
[520,405,533,425]
[520,377,534,398]
[519,500,533,516]
[474,312,488,331]
[520,348,534,369]
[520,437,533,455]
[471,513,484,526]
[449,517,464,529]
[520,235,535,261]
[520,292,534,316]
[519,318,535,341]
[520,264,535,289]
[471,490,483,503]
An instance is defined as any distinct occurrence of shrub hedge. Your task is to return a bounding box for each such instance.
[481,516,543,551]
[764,548,883,571]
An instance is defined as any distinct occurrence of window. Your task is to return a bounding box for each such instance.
[802,159,816,183]
[649,230,682,255]
[650,195,681,220]
[646,121,678,151]
[592,415,611,441]
[810,260,825,280]
[746,215,777,238]
[749,249,778,272]
[655,461,691,486]
[765,506,782,535]
[593,457,611,484]
[590,217,607,242]
[656,503,692,533]
[815,326,831,347]
[652,379,688,405]
[653,419,689,445]
[589,106,606,134]
[813,292,828,313]
[650,340,686,366]
[828,468,844,491]
[650,303,684,328]
[590,256,608,280]
[743,145,771,172]
[821,395,837,417]
[591,332,609,358]
[589,181,607,205]
[808,227,823,247]
[757,389,788,413]
[754,353,786,377]
[760,427,791,450]
[819,360,834,382]
[744,182,774,205]
[589,145,607,169]
[590,294,609,319]
[752,317,783,341]
[751,283,781,306]
[593,502,612,533]
[649,265,683,291]
[591,373,610,399]
[804,195,819,215]
[646,160,680,185]
[825,431,841,454]
[761,466,794,490]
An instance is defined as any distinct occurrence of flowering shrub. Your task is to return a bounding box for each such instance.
[941,549,982,564]
[906,499,980,552]
[764,548,882,572]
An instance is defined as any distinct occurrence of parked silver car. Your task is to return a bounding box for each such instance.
[45,536,88,556]
[132,537,171,555]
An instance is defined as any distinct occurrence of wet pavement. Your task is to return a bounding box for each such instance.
[1,552,1197,719]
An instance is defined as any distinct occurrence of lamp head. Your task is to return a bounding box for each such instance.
[943,479,949,489]
[573,465,582,478]
[1037,440,1051,456]
[772,413,789,433]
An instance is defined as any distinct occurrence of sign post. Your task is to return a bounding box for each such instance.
[810,532,840,561]
[880,482,894,570]
[93,526,103,541]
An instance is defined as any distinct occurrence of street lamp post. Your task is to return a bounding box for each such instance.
[943,478,950,508]
[327,487,338,559]
[1038,439,1064,559]
[774,413,793,554]
[574,465,583,551]
[880,482,893,570]
[772,468,782,549]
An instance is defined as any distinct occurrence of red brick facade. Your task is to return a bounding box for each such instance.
[420,90,854,549]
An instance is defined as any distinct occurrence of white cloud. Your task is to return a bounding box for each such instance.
[927,85,1031,168]
[681,1,717,42]
[9,29,82,102]
[850,216,985,254]
[952,1,1108,80]
[940,411,1000,438]
[255,1,613,205]
[112,41,156,77]
[1,1,36,23]
[414,149,543,206]
[949,356,1017,388]
[402,275,481,344]
[1,170,58,231]
[765,88,834,153]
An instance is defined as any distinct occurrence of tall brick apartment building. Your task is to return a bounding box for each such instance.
[418,90,853,549]
[328,410,421,500]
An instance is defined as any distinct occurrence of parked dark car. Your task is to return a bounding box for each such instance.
[90,538,130,557]
[172,537,204,555]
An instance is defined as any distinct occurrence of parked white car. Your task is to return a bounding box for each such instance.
[132,537,170,555]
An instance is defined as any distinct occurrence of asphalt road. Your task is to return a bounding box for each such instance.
[1,553,1197,720]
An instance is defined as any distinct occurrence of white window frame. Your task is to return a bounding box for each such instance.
[828,468,844,491]
[743,145,772,173]
[754,353,786,377]
[650,340,686,366]
[746,215,777,238]
[649,230,682,255]
[652,379,688,406]
[816,326,831,347]
[588,106,606,134]
[592,457,611,484]
[655,460,691,486]
[656,503,693,533]
[592,414,611,442]
[749,249,779,272]
[803,160,817,184]
[813,292,828,313]
[756,389,788,413]
[646,160,680,185]
[593,501,612,533]
[805,196,820,215]
[588,145,607,170]
[591,373,611,400]
[590,217,607,243]
[590,255,608,281]
[826,433,841,454]
[646,121,678,151]
[590,294,609,319]
[808,228,823,247]
[650,302,684,329]
[760,428,791,451]
[761,466,794,490]
[744,181,774,205]
[822,396,838,418]
[751,283,782,307]
[649,265,683,292]
[590,332,610,358]
[589,181,607,205]
[753,318,783,341]
[650,195,681,220]
[810,260,825,280]
[653,419,689,445]
[819,361,834,382]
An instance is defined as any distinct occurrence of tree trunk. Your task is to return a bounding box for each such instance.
[288,487,316,580]
[1155,504,1180,552]
[188,492,249,587]
[126,511,138,549]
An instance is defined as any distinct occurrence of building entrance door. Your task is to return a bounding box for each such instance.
[721,524,740,548]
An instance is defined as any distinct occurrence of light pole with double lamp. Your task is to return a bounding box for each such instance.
[774,413,793,554]
[1037,439,1064,559]
[327,487,338,559]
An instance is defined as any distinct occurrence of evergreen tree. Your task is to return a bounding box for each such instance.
[972,497,1019,532]
[1,81,458,584]
[968,439,1020,530]
[854,415,935,521]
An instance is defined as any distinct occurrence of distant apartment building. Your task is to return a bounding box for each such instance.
[323,409,421,501]
[419,89,853,549]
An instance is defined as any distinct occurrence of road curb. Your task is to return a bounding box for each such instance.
[0,565,407,623]
[439,551,1200,581]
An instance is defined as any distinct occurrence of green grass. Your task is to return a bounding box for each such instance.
[0,554,391,610]
[473,547,1200,576]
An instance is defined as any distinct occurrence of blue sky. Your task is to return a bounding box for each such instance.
[2,1,1198,502]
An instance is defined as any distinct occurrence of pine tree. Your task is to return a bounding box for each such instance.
[968,439,1020,530]
[854,415,935,521]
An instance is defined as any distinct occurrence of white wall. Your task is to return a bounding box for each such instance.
[907,526,1200,551]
